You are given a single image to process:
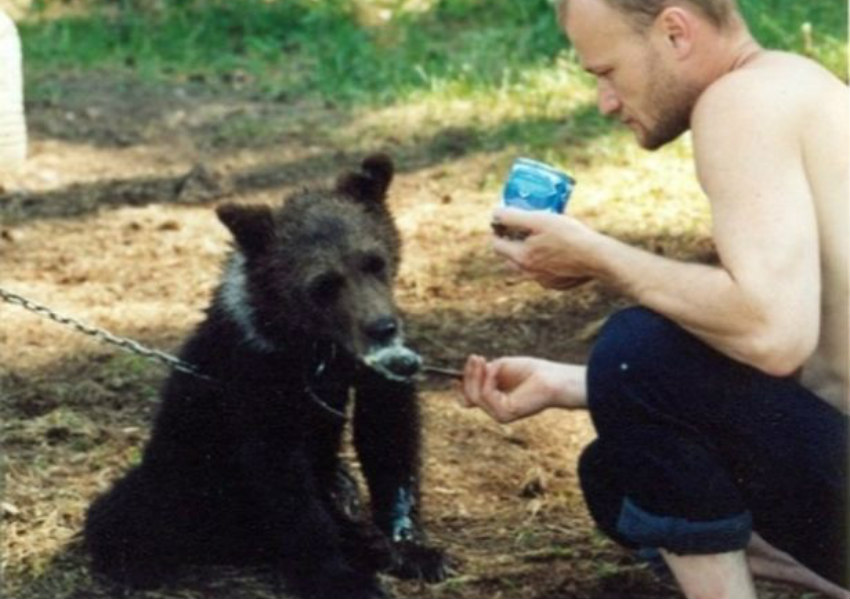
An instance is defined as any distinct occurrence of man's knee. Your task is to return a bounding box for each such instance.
[589,307,686,379]
[586,307,689,423]
[580,440,753,557]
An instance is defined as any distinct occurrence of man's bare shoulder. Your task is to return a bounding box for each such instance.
[692,51,845,131]
[688,52,837,206]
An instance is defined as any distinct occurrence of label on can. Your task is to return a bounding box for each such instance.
[501,157,575,213]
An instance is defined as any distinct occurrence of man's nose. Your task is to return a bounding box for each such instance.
[597,83,620,116]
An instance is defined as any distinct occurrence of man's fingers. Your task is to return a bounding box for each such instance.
[482,361,500,403]
[480,362,519,423]
[461,355,486,408]
[492,235,524,262]
[493,207,546,229]
[461,357,506,421]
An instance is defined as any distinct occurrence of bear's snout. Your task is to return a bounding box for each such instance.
[364,315,399,345]
[363,344,423,382]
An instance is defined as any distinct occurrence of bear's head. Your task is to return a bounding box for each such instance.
[215,154,420,380]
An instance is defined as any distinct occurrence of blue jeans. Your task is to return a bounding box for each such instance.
[579,307,848,585]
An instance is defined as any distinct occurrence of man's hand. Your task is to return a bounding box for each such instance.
[491,208,599,290]
[460,355,587,423]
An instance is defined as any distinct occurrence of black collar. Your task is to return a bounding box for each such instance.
[303,340,347,420]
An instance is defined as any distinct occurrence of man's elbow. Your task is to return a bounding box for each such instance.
[743,325,818,378]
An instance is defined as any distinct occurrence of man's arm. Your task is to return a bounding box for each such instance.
[495,72,820,376]
[632,71,819,374]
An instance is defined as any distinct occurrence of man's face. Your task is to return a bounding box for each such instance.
[563,0,698,149]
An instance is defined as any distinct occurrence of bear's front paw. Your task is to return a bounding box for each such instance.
[388,540,450,582]
[340,520,394,573]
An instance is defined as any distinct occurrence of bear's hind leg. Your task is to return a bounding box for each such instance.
[84,469,182,589]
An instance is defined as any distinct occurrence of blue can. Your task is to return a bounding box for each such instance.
[501,157,575,214]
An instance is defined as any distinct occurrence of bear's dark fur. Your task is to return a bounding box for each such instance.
[83,154,447,599]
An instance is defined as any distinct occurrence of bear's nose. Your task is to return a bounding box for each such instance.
[365,316,398,344]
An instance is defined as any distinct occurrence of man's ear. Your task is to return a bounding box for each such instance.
[657,6,694,58]
[335,153,394,208]
[216,203,275,256]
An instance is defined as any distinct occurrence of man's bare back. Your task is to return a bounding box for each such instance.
[739,52,848,411]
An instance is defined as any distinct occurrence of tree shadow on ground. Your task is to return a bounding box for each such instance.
[2,98,616,226]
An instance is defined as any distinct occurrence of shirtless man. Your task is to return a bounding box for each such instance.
[460,1,848,597]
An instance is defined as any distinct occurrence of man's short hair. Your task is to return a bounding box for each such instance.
[561,0,739,32]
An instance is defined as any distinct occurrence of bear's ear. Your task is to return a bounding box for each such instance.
[335,153,394,206]
[216,203,275,256]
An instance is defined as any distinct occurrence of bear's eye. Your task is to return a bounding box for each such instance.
[309,272,345,304]
[362,254,386,278]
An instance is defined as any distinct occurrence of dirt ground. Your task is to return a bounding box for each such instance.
[0,73,823,599]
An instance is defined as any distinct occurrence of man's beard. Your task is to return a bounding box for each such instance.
[641,50,701,150]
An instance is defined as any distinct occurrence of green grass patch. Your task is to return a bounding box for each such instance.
[20,0,567,104]
[19,0,846,110]
[18,0,847,160]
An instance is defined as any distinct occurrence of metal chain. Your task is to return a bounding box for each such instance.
[0,286,360,418]
[0,286,213,381]
[1,285,462,390]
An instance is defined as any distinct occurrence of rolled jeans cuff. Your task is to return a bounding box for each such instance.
[617,497,752,555]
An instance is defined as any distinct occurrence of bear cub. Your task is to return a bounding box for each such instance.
[84,154,448,599]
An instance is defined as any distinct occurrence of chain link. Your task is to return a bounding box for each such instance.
[0,286,213,381]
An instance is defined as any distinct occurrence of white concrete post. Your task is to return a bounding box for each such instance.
[0,8,27,171]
